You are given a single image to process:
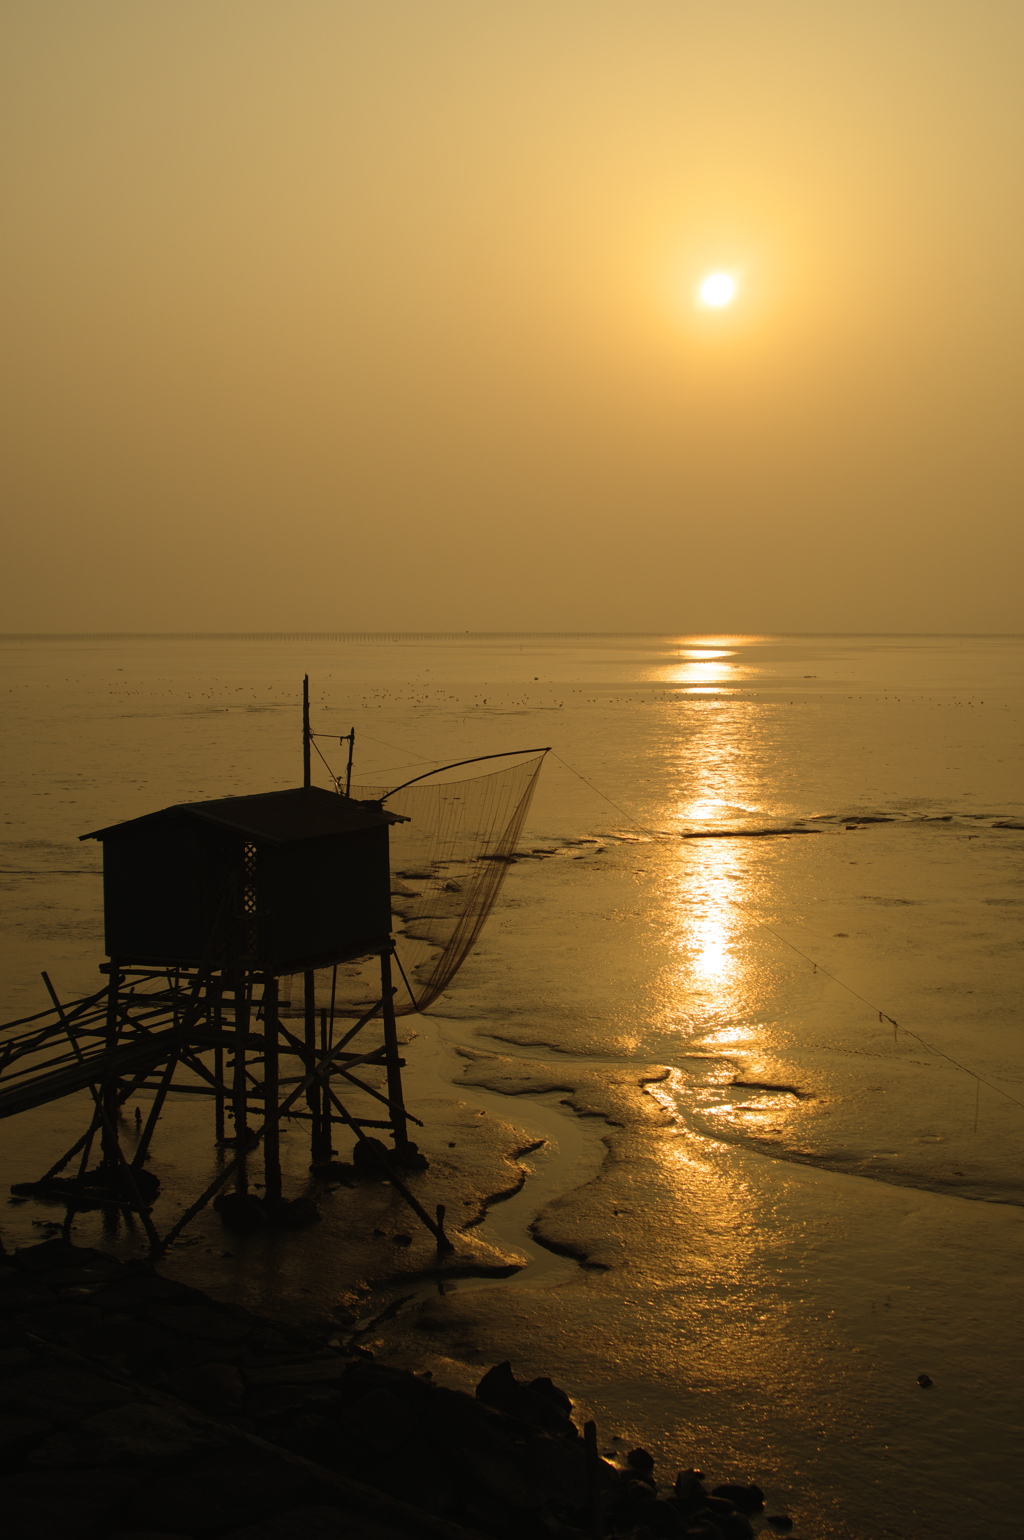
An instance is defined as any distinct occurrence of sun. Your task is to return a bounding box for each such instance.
[698,273,736,308]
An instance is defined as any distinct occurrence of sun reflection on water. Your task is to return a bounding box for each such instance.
[698,1025,753,1049]
[674,837,746,1012]
[657,701,774,1036]
[664,646,739,693]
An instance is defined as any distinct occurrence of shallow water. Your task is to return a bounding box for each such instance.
[1,632,1023,1536]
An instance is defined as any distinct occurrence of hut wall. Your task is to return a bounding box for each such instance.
[101,816,239,964]
[258,824,391,970]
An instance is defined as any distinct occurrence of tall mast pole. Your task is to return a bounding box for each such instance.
[302,675,311,789]
[300,674,315,1158]
[301,674,314,1160]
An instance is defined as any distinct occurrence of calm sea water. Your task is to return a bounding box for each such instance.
[2,633,1022,1537]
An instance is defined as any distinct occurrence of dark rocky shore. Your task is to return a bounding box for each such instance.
[0,1239,793,1540]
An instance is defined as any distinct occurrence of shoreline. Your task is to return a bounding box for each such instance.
[0,1234,787,1540]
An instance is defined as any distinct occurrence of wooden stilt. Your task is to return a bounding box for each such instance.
[213,980,225,1142]
[316,1007,331,1159]
[380,947,408,1152]
[321,1080,446,1247]
[262,975,281,1205]
[7,929,434,1253]
[323,965,338,1156]
[304,970,323,1160]
[233,974,250,1198]
[132,1052,178,1170]
[101,964,121,1170]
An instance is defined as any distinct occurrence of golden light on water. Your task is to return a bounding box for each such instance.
[686,798,760,821]
[665,648,739,692]
[656,700,769,1037]
[642,693,816,1164]
[681,838,742,987]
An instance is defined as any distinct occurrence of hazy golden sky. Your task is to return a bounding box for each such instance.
[2,2,1022,633]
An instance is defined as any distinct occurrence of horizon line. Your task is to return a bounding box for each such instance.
[2,631,1023,643]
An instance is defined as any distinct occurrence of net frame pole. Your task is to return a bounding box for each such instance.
[381,747,550,801]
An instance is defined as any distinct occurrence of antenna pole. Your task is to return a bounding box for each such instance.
[302,675,311,789]
[344,730,354,797]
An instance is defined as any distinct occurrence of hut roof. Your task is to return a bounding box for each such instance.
[80,786,406,846]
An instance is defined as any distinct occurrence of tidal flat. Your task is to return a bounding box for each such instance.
[1,632,1022,1538]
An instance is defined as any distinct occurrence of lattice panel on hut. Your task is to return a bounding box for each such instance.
[284,753,545,1018]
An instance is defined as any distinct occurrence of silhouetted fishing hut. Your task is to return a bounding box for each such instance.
[0,788,447,1255]
[87,786,398,975]
[0,677,547,1257]
[72,783,431,1241]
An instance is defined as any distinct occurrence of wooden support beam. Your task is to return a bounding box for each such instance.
[6,934,438,1254]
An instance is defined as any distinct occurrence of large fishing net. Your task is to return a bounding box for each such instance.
[290,752,546,1017]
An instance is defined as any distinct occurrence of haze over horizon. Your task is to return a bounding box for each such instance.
[3,3,1023,635]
